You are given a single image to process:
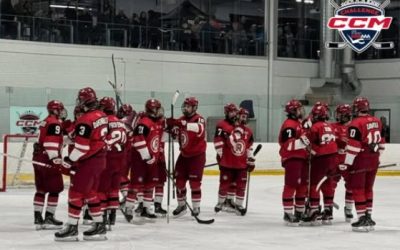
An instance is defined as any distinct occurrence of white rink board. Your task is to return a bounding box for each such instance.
[1,142,400,177]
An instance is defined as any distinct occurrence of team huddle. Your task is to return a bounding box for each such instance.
[31,87,256,241]
[279,97,384,232]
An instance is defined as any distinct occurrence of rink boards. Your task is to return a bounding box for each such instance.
[2,142,400,187]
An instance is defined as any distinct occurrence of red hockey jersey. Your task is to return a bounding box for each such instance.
[37,115,63,159]
[309,121,338,156]
[278,118,309,163]
[344,115,384,165]
[106,115,127,153]
[177,113,207,157]
[132,115,163,162]
[214,119,249,169]
[69,110,108,162]
[331,121,348,162]
[236,124,254,167]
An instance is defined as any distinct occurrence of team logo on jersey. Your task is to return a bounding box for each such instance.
[150,137,160,153]
[16,111,41,134]
[231,140,246,157]
[326,0,393,53]
[180,131,189,149]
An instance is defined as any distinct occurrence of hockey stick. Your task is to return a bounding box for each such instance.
[167,90,180,224]
[205,144,263,169]
[165,168,215,224]
[316,163,398,191]
[0,152,51,168]
[241,144,263,216]
[108,54,124,109]
[329,0,340,10]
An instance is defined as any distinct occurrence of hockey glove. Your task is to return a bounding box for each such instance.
[51,157,62,170]
[61,156,76,176]
[246,157,255,172]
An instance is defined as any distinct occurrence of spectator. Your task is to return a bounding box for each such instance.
[181,17,192,51]
[77,9,92,44]
[147,10,160,49]
[0,0,17,39]
[229,21,247,55]
[191,17,202,52]
[139,11,148,47]
[130,13,140,47]
[113,10,129,46]
[200,16,221,53]
[248,24,264,55]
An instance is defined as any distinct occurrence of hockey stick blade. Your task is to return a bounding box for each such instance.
[253,144,262,156]
[172,90,180,106]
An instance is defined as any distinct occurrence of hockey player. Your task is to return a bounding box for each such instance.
[308,104,338,225]
[116,104,136,202]
[341,97,384,232]
[32,100,65,230]
[214,104,254,215]
[278,99,309,226]
[166,97,207,217]
[124,99,164,221]
[55,87,108,241]
[154,135,168,217]
[223,108,255,213]
[331,104,354,222]
[98,97,127,229]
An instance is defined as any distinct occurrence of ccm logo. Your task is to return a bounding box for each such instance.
[328,17,392,29]
[16,120,41,126]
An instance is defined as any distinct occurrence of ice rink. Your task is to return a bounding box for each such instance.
[0,175,399,250]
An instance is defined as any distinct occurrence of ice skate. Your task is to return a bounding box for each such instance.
[54,224,79,242]
[34,211,44,230]
[83,222,107,241]
[284,212,300,227]
[173,204,187,218]
[43,212,63,230]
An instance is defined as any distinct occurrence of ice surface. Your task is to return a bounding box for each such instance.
[0,176,399,250]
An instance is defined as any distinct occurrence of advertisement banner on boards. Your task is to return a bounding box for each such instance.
[10,106,46,135]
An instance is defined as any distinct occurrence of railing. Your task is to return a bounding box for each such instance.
[0,14,266,57]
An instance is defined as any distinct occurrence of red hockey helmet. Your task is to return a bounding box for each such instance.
[117,103,134,118]
[47,100,65,117]
[352,97,370,114]
[335,104,352,123]
[311,104,329,121]
[99,97,116,114]
[145,99,163,118]
[76,87,97,110]
[224,103,238,115]
[182,97,199,117]
[285,99,302,115]
[183,97,199,107]
[335,104,352,116]
[314,101,329,109]
[238,108,249,116]
[238,108,249,124]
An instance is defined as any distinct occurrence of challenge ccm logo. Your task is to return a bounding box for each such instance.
[326,0,393,53]
[16,110,41,134]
